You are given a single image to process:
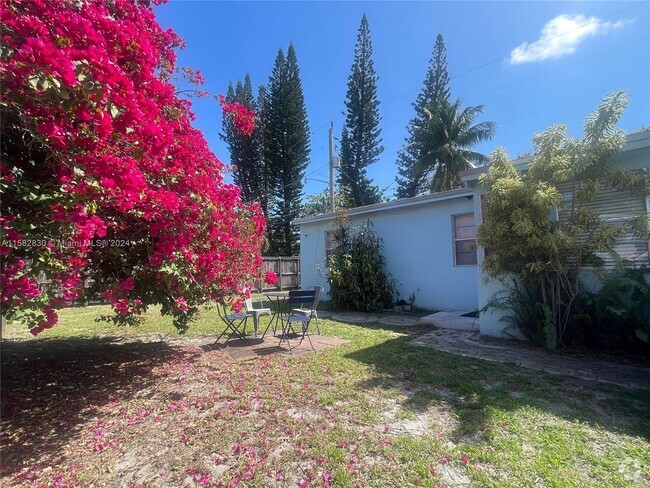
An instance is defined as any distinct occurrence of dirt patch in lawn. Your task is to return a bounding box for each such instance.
[379,395,458,438]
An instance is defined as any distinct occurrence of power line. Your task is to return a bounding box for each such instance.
[380,35,649,132]
[382,1,646,106]
[384,74,649,154]
[269,162,330,195]
[497,75,650,126]
[309,1,646,135]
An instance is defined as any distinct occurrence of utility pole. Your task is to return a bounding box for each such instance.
[328,121,334,213]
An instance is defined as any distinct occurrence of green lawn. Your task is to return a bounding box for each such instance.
[1,304,648,487]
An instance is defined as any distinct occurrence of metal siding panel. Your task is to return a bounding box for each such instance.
[556,183,648,266]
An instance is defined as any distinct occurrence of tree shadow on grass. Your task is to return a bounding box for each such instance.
[345,331,650,443]
[0,337,183,479]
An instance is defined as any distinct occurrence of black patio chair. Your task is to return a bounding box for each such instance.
[292,285,323,334]
[277,289,317,353]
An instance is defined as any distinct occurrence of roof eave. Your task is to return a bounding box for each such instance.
[294,187,473,226]
[459,130,650,183]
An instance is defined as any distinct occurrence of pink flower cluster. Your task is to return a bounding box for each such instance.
[1,0,269,333]
[1,259,41,305]
[219,95,256,137]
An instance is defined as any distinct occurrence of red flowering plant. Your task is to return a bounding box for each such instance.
[0,0,273,334]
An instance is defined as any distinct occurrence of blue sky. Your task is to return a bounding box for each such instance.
[155,1,650,199]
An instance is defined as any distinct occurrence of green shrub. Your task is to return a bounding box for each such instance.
[327,217,393,312]
[485,277,557,349]
[572,260,650,354]
[477,91,649,347]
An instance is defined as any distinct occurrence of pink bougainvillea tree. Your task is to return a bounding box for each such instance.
[0,0,270,334]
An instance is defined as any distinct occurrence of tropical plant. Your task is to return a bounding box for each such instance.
[395,34,451,199]
[572,257,650,353]
[415,99,496,193]
[327,216,393,312]
[0,0,271,334]
[484,278,558,349]
[477,91,650,347]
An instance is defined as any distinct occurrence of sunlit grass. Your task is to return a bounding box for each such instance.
[2,304,649,487]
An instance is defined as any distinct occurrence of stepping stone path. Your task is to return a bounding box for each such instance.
[378,315,420,327]
[331,312,378,323]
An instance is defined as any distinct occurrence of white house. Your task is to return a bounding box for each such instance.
[294,131,650,337]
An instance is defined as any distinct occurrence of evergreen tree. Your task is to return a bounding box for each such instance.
[338,14,383,208]
[395,34,451,198]
[220,74,266,212]
[264,44,311,255]
[256,84,271,219]
[302,189,342,217]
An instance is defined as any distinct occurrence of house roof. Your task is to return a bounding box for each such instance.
[296,130,649,227]
[294,187,473,225]
[459,130,650,183]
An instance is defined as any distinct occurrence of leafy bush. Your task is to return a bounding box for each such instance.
[485,278,557,349]
[477,91,650,347]
[327,217,393,312]
[571,260,650,354]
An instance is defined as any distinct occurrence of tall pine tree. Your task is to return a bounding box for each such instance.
[394,34,451,198]
[220,74,266,214]
[256,84,271,220]
[264,43,310,255]
[338,14,383,208]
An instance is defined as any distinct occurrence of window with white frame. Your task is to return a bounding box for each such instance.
[325,230,338,259]
[453,213,477,266]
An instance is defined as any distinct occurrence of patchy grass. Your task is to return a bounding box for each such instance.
[2,305,649,487]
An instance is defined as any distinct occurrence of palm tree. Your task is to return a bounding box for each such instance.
[414,99,496,192]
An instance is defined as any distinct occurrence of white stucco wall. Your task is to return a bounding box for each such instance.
[298,195,479,312]
[467,185,508,337]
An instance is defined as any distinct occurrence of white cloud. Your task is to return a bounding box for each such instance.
[509,14,630,64]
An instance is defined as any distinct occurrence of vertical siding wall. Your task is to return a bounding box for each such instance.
[472,140,650,338]
[299,197,479,312]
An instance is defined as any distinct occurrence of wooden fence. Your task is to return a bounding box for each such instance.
[258,256,301,291]
[35,256,301,300]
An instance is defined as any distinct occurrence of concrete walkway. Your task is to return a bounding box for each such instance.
[419,310,479,331]
[411,329,650,390]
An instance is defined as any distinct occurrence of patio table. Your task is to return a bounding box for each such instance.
[261,291,289,338]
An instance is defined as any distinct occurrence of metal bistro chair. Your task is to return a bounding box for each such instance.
[244,288,272,336]
[292,285,323,334]
[277,289,317,352]
[215,301,251,345]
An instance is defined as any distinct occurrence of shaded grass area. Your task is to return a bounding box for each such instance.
[2,305,649,487]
